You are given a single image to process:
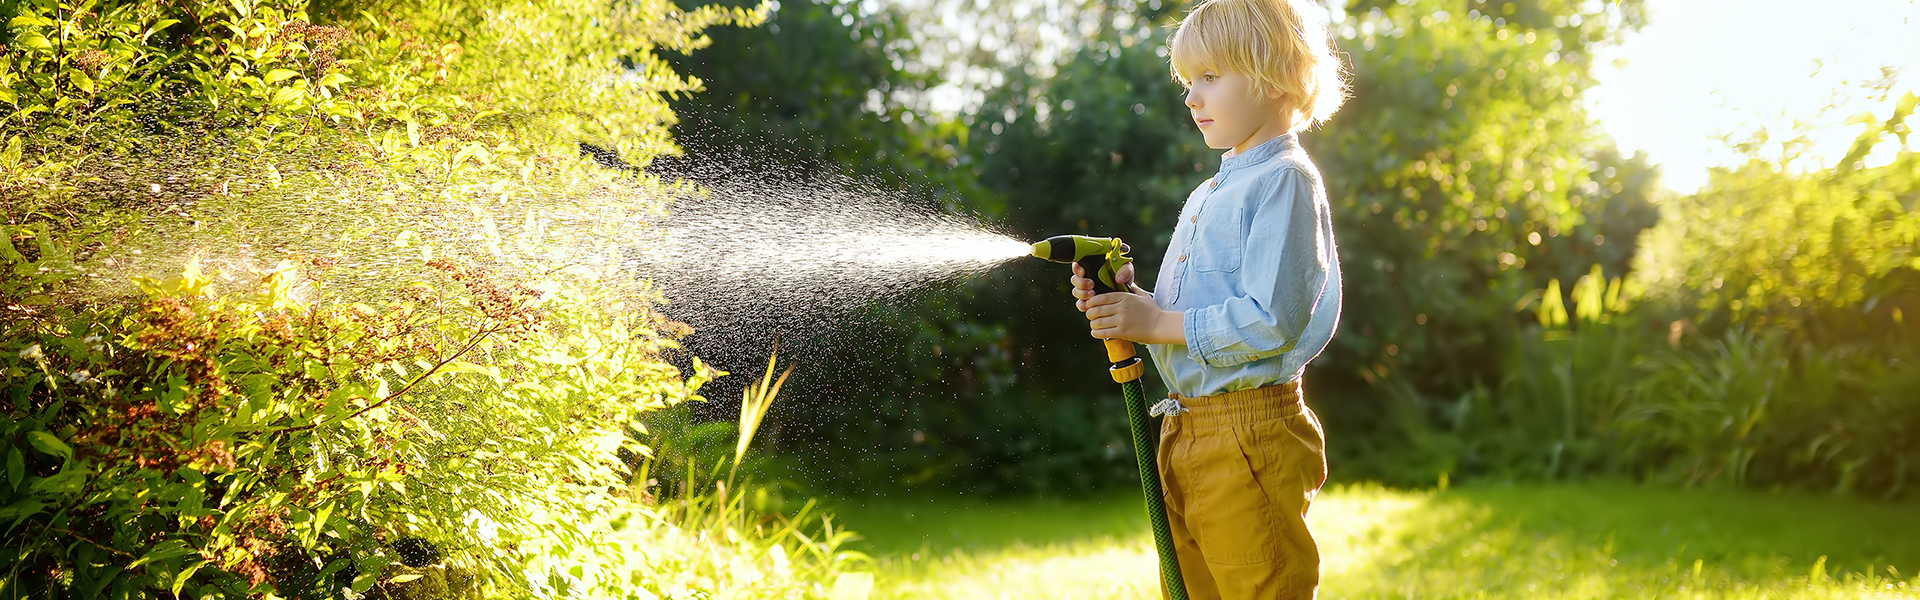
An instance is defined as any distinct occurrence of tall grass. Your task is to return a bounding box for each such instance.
[1384,267,1920,498]
[627,350,876,600]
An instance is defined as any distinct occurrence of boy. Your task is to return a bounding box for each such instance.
[1070,0,1346,597]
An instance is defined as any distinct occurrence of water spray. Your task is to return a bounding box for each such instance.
[1028,234,1188,600]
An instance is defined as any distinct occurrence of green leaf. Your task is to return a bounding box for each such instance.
[314,555,354,582]
[26,431,70,460]
[76,565,122,598]
[312,500,334,533]
[14,31,52,51]
[126,542,195,569]
[171,560,205,596]
[5,447,20,491]
[264,68,300,84]
[147,19,181,36]
[0,499,46,521]
[7,15,54,28]
[350,570,380,593]
[272,86,304,107]
[388,574,424,584]
[33,471,84,494]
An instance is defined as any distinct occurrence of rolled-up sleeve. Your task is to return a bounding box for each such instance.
[1181,168,1331,368]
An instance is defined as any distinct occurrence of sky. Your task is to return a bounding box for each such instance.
[1587,0,1920,193]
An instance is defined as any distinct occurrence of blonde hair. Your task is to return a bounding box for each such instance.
[1168,0,1347,131]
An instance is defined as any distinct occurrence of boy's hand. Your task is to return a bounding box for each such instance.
[1083,290,1185,344]
[1069,262,1138,311]
[1071,263,1185,344]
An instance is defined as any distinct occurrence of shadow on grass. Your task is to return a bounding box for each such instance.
[832,490,1152,556]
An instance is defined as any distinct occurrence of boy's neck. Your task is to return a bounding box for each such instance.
[1226,112,1296,158]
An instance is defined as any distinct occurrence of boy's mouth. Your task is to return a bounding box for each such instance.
[1195,118,1214,128]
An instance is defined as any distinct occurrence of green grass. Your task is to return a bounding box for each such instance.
[829,483,1920,599]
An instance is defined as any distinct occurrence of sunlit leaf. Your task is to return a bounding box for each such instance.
[25,431,70,460]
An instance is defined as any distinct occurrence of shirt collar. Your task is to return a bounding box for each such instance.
[1219,132,1296,173]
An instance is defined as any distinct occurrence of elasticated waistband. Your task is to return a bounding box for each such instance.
[1169,380,1303,427]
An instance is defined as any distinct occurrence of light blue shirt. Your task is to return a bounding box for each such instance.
[1146,133,1342,397]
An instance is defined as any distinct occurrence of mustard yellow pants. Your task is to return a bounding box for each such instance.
[1157,381,1328,600]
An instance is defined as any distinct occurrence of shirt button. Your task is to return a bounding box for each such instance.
[1178,254,1188,262]
[1208,180,1218,190]
[1190,215,1198,223]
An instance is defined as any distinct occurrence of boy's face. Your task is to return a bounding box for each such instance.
[1184,69,1286,153]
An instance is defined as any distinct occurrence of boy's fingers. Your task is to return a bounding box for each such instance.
[1089,299,1132,318]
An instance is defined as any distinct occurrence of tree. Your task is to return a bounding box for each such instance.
[658,0,962,187]
[1632,92,1919,343]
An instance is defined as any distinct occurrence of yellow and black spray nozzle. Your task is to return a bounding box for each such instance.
[1030,235,1133,295]
[1030,234,1144,384]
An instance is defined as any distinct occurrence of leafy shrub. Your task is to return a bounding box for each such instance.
[1370,266,1920,499]
[1,0,887,597]
[0,241,707,597]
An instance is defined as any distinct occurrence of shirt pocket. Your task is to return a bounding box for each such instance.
[1190,203,1245,273]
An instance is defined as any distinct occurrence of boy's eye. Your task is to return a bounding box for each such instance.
[1203,73,1219,83]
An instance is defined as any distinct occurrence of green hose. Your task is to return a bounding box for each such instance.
[1120,376,1188,599]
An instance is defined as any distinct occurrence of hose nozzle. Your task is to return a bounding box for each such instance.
[1030,234,1133,294]
[1030,235,1128,263]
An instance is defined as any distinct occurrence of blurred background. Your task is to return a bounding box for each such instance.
[660,0,1920,503]
[655,1,1920,591]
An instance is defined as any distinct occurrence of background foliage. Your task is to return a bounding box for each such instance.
[663,0,1916,502]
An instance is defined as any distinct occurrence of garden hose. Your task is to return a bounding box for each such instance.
[1030,235,1188,600]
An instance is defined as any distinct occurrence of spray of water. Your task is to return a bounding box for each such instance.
[629,159,1033,349]
[33,137,1038,378]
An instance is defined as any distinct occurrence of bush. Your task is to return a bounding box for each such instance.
[1368,266,1920,499]
[0,243,707,597]
[2,0,878,597]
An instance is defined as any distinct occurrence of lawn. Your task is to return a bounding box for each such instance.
[829,483,1920,599]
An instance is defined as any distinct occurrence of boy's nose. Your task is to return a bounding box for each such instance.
[1184,89,1201,109]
